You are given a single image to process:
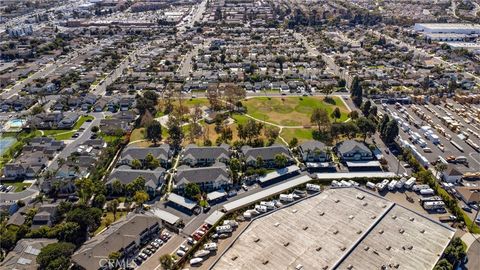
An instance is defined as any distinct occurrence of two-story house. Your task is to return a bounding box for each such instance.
[298,140,329,162]
[181,144,230,167]
[241,145,293,168]
[118,145,171,169]
[174,163,231,192]
[335,140,373,161]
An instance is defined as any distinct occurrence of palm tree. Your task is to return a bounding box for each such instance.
[435,163,448,180]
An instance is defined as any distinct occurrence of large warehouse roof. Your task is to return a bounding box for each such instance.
[212,188,455,270]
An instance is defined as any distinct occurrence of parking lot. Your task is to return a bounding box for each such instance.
[381,101,480,172]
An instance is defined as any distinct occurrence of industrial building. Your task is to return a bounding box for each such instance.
[211,188,455,270]
[414,23,480,34]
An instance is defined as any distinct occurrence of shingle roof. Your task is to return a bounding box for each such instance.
[72,214,160,270]
[120,145,170,161]
[175,164,230,186]
[182,144,230,161]
[107,168,165,189]
[299,140,326,152]
[241,145,291,162]
[337,140,371,155]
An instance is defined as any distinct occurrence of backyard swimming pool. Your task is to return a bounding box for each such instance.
[0,137,16,156]
[7,119,25,128]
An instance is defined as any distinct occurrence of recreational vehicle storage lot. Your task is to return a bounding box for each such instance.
[381,102,480,172]
[211,188,455,270]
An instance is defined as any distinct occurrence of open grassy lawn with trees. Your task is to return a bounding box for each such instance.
[279,128,314,144]
[243,96,350,126]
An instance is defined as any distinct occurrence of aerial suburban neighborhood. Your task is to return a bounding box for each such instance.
[0,0,479,270]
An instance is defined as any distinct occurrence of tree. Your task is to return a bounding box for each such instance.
[159,254,174,270]
[435,162,448,179]
[131,159,142,169]
[125,177,145,197]
[350,76,363,107]
[93,194,106,209]
[133,191,149,207]
[75,178,94,204]
[111,180,123,195]
[383,120,399,144]
[255,156,264,168]
[66,207,102,233]
[434,259,453,270]
[322,84,335,97]
[206,86,222,111]
[31,105,45,115]
[274,154,288,168]
[36,242,75,270]
[264,127,279,145]
[146,120,162,145]
[311,108,331,132]
[356,117,377,141]
[348,110,359,120]
[55,222,81,244]
[443,237,466,266]
[108,199,119,221]
[167,116,184,150]
[331,107,341,122]
[361,100,371,116]
[378,114,390,134]
[184,183,201,200]
[145,153,160,170]
[91,126,99,133]
[289,137,298,148]
[229,158,242,184]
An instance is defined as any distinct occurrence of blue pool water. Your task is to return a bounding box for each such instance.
[7,119,25,128]
[0,137,16,156]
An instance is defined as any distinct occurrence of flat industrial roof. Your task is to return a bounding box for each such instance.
[346,160,382,167]
[212,188,454,270]
[167,193,197,210]
[258,165,300,184]
[207,190,227,201]
[415,23,480,30]
[205,210,225,226]
[315,171,396,179]
[151,209,180,225]
[223,175,312,212]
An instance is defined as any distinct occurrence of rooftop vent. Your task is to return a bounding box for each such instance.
[334,199,340,203]
[357,230,362,234]
[399,228,405,234]
[386,246,391,251]
[371,215,376,219]
[356,194,365,200]
[340,247,346,251]
[364,246,370,251]
[382,204,387,208]
[231,256,238,261]
[420,229,425,234]
[263,260,269,265]
[322,266,328,270]
[284,242,290,247]
[274,222,280,227]
[254,238,260,243]
[392,215,397,219]
[292,209,298,213]
[349,215,354,220]
[333,229,339,235]
[347,265,354,270]
[295,264,303,270]
[363,202,368,206]
[316,247,322,251]
[408,245,413,250]
[379,229,384,234]
[409,217,415,221]
[319,211,325,216]
[303,226,309,230]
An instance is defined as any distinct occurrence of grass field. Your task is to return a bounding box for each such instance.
[0,180,32,192]
[94,211,127,235]
[280,128,314,144]
[243,96,350,126]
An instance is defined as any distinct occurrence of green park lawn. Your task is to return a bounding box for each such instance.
[280,128,314,144]
[243,96,350,126]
